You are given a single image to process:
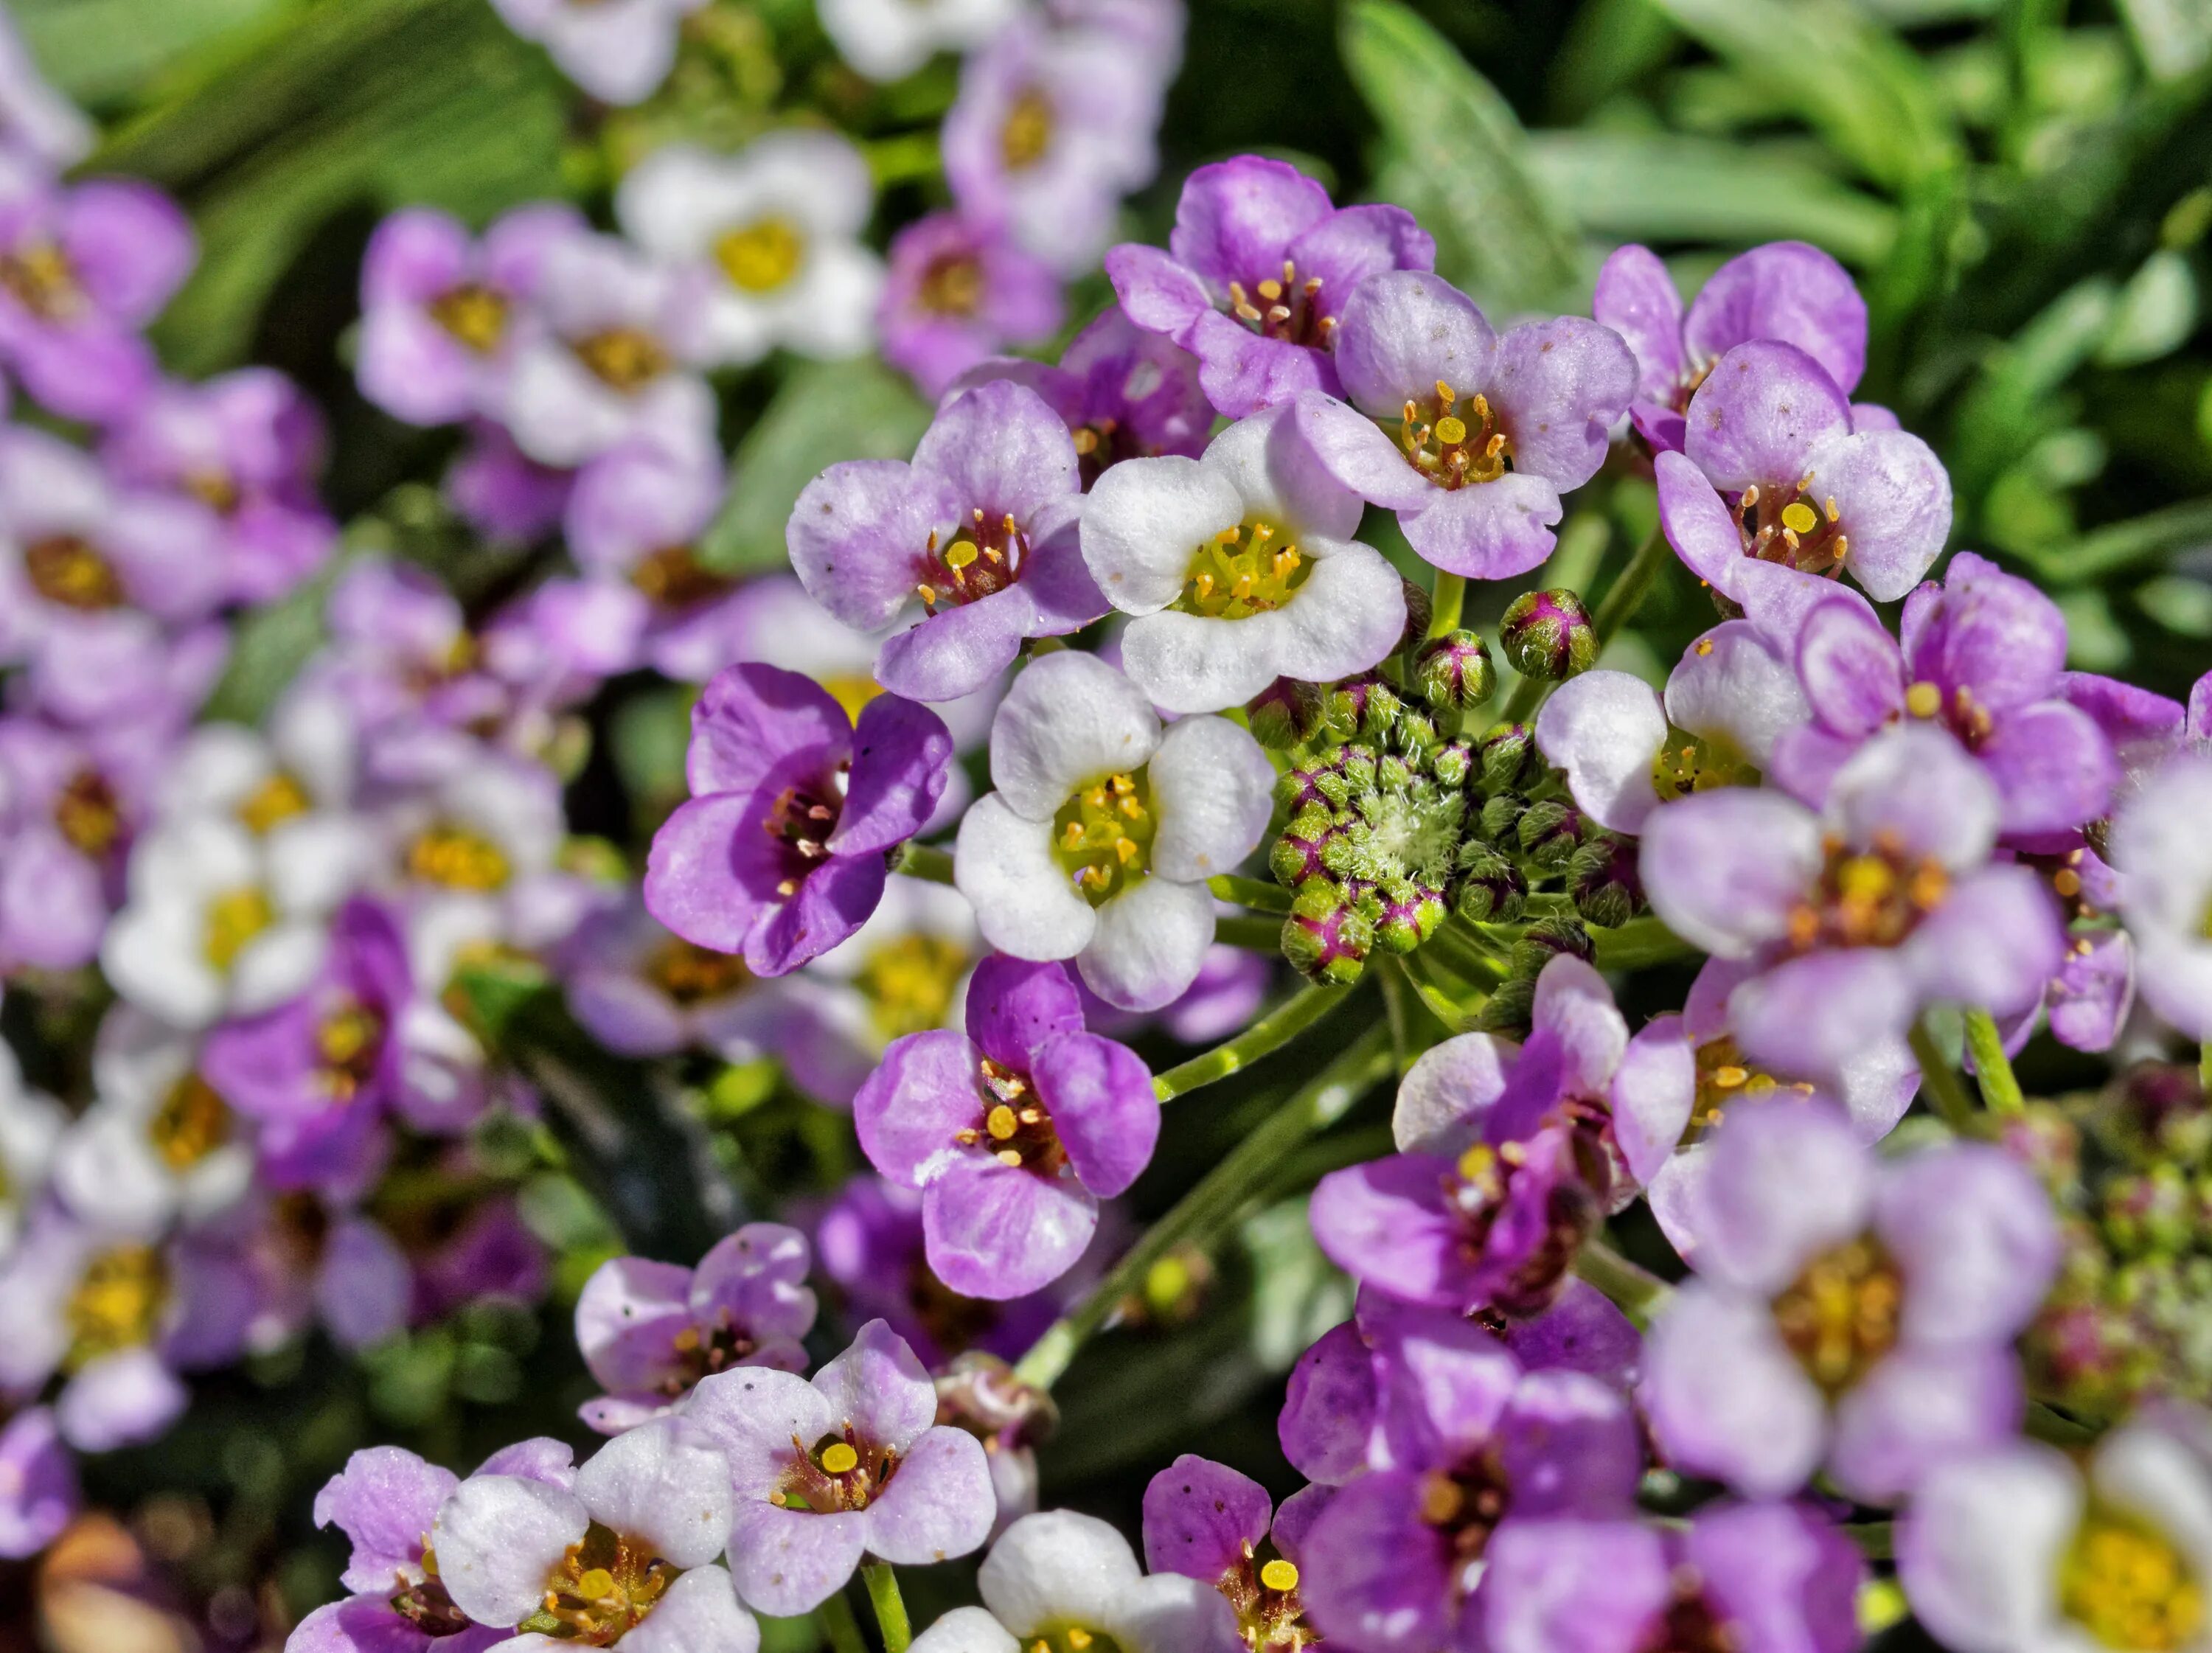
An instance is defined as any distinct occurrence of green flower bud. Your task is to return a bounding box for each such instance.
[1412,630,1498,713]
[1499,588,1597,683]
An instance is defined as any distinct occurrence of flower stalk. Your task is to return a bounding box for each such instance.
[1962,1007,2025,1116]
[1151,981,1352,1102]
[862,1564,912,1653]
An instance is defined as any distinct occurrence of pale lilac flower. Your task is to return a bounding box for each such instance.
[1656,339,1952,602]
[430,1419,751,1648]
[1107,156,1434,418]
[446,422,575,541]
[647,662,954,975]
[376,751,577,958]
[879,212,1064,399]
[856,954,1158,1299]
[1292,273,1635,578]
[1593,240,1868,455]
[1638,723,2065,1091]
[0,13,91,172]
[560,894,790,1062]
[0,1408,78,1562]
[1641,1097,2056,1504]
[1899,1405,2212,1653]
[231,1185,414,1356]
[817,0,1021,83]
[683,1318,996,1615]
[618,133,884,367]
[357,203,579,427]
[1081,400,1407,712]
[2112,752,2212,1040]
[905,1510,1240,1653]
[487,0,709,105]
[1144,1455,1327,1653]
[0,712,172,972]
[952,651,1275,1009]
[574,1225,816,1433]
[791,379,1102,703]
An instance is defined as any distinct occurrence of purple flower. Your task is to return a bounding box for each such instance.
[1638,723,2065,1091]
[1770,554,2118,835]
[299,1445,505,1652]
[0,1408,77,1561]
[856,954,1158,1298]
[2113,752,2212,1040]
[487,0,709,105]
[445,421,575,541]
[1641,1096,2056,1504]
[232,1186,413,1354]
[951,652,1275,1009]
[947,302,1211,484]
[790,379,1103,702]
[1144,1455,1328,1652]
[942,10,1166,276]
[1108,156,1435,418]
[1593,240,1868,455]
[644,662,955,975]
[0,713,171,972]
[430,1419,751,1648]
[1656,339,1951,602]
[0,166,193,423]
[1292,273,1635,578]
[356,203,577,428]
[559,894,792,1061]
[574,1224,817,1433]
[1481,1503,1865,1653]
[880,212,1063,400]
[683,1318,996,1615]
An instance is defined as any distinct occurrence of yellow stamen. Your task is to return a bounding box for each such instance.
[1905,681,1942,719]
[1260,1559,1300,1593]
[820,1442,860,1475]
[1781,501,1820,535]
[986,1104,1018,1141]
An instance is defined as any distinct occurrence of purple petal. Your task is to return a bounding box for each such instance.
[1904,864,2066,1020]
[1638,789,1823,958]
[1534,670,1666,837]
[1654,450,1747,596]
[1488,317,1637,493]
[1299,1472,1458,1653]
[63,181,195,321]
[1609,1013,1695,1186]
[1482,1518,1668,1653]
[1976,700,2117,835]
[1284,205,1435,320]
[860,1425,995,1565]
[1909,553,2067,709]
[1107,242,1215,347]
[643,793,770,955]
[1877,1144,2059,1345]
[1809,429,1952,604]
[1499,1369,1644,1517]
[1728,952,1917,1099]
[1189,312,1335,420]
[914,380,1081,523]
[288,1596,455,1653]
[1826,722,1998,869]
[1687,1502,1865,1653]
[830,695,954,855]
[1694,1098,1874,1295]
[1032,1031,1158,1198]
[1641,1286,1826,1500]
[1332,271,1497,417]
[964,956,1086,1069]
[686,663,850,799]
[1826,1345,2023,1506]
[1591,243,1685,406]
[1795,596,1903,738]
[575,1257,693,1391]
[854,1030,987,1186]
[1502,1282,1644,1391]
[921,1157,1098,1300]
[1683,241,1868,397]
[1402,472,1563,580]
[813,1318,939,1450]
[1683,341,1850,493]
[1270,1483,1333,1565]
[745,852,889,977]
[789,460,963,633]
[727,1501,869,1618]
[1291,389,1435,512]
[1166,157,1335,290]
[1279,1321,1377,1485]
[2048,930,2132,1053]
[315,1448,457,1591]
[1309,1155,1472,1310]
[1142,1455,1273,1583]
[876,588,1036,704]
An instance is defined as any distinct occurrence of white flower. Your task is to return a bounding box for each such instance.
[0,11,91,169]
[816,0,1020,83]
[953,652,1273,1011]
[487,0,709,105]
[161,691,361,861]
[910,1511,1240,1653]
[618,134,886,369]
[2114,752,2212,1040]
[1080,402,1408,714]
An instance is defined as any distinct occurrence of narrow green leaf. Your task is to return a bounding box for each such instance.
[1949,277,2118,511]
[2023,497,2212,585]
[2118,0,2212,81]
[14,0,296,105]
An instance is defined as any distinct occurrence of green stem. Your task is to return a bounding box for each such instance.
[894,843,956,885]
[1962,1008,2026,1116]
[2201,1040,2210,1102]
[2026,1399,2098,1447]
[1590,916,1694,972]
[820,1590,869,1653]
[1379,956,1413,1071]
[1841,1522,1894,1562]
[1208,874,1293,913]
[1152,983,1349,1102]
[1214,914,1287,951]
[1908,1018,1980,1135]
[1573,1239,1674,1327]
[1015,1025,1394,1390]
[1429,571,1466,637]
[861,1565,912,1653]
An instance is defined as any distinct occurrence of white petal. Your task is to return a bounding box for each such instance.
[911,1607,1020,1653]
[2094,1422,2212,1581]
[1200,403,1365,542]
[1900,1447,2079,1653]
[1271,540,1407,687]
[955,796,1096,961]
[1108,1571,1244,1653]
[618,1565,760,1653]
[574,1419,735,1569]
[1663,622,1809,769]
[1119,608,1286,716]
[1077,876,1214,1012]
[1081,456,1242,616]
[1147,717,1276,883]
[433,1475,589,1626]
[1534,670,1667,835]
[978,1511,1144,1638]
[1394,1032,1514,1153]
[988,652,1161,818]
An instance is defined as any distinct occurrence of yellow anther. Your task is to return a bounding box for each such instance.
[1456,1143,1496,1183]
[1234,574,1253,599]
[1260,1559,1300,1593]
[1433,415,1469,446]
[1282,260,1298,285]
[997,1149,1023,1168]
[1062,821,1086,849]
[1713,1065,1750,1090]
[1256,278,1282,302]
[2053,868,2083,899]
[1115,837,1138,864]
[1824,496,1840,522]
[1067,1631,1093,1651]
[987,1104,1018,1141]
[1110,773,1134,793]
[1905,682,1942,720]
[1251,521,1273,540]
[1471,392,1492,421]
[1194,572,1214,599]
[1837,856,1896,904]
[1217,526,1241,544]
[1435,380,1456,406]
[1694,638,1715,655]
[576,1568,616,1601]
[1781,501,1820,535]
[820,1442,860,1475]
[1119,796,1144,820]
[944,540,978,570]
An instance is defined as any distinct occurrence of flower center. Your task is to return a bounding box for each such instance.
[1770,1235,1900,1396]
[54,768,122,857]
[318,1000,386,1101]
[186,469,240,514]
[1447,1135,1608,1316]
[1001,88,1054,170]
[630,544,731,608]
[1733,479,1847,580]
[856,933,969,1044]
[1635,1587,1733,1653]
[715,215,807,294]
[764,770,849,898]
[1225,259,1332,350]
[428,283,509,354]
[390,1553,473,1638]
[1649,719,1753,806]
[1175,521,1310,620]
[1212,1550,1310,1653]
[954,1057,1068,1174]
[204,887,275,970]
[0,240,83,321]
[2062,1503,2206,1652]
[1054,769,1156,905]
[237,770,313,835]
[1023,1630,1127,1653]
[1399,380,1512,490]
[65,1244,168,1371]
[919,254,984,318]
[917,508,1028,611]
[573,327,671,392]
[1415,1451,1512,1567]
[24,535,124,610]
[1685,1035,1806,1142]
[149,1072,232,1172]
[773,1430,900,1513]
[406,825,512,891]
[647,937,754,1006]
[1787,835,1948,953]
[519,1522,675,1646]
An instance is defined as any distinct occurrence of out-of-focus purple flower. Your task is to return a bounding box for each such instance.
[1107,156,1434,419]
[948,303,1211,486]
[684,1318,996,1615]
[792,379,1102,703]
[879,211,1064,400]
[1656,340,1951,603]
[1293,274,1635,579]
[856,954,1157,1298]
[486,0,709,105]
[409,1192,550,1325]
[1593,240,1868,455]
[943,12,1165,276]
[1639,723,2065,1093]
[0,15,91,173]
[645,662,954,975]
[1144,1455,1326,1653]
[817,0,1020,82]
[229,1187,411,1356]
[1079,942,1274,1045]
[619,133,884,368]
[445,421,576,542]
[0,163,194,423]
[1082,400,1407,712]
[1641,1096,2057,1504]
[0,713,173,972]
[559,893,787,1061]
[574,1225,816,1434]
[357,203,577,428]
[953,652,1275,1009]
[0,1408,78,1561]
[2113,751,2212,1040]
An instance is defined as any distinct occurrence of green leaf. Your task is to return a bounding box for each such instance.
[700,358,933,576]
[2097,248,2199,366]
[198,555,344,725]
[1340,0,1582,313]
[2117,0,2212,81]
[1949,277,2118,512]
[14,0,299,106]
[1526,133,1898,265]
